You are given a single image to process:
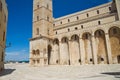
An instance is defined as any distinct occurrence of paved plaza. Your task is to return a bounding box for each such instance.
[0,64,120,80]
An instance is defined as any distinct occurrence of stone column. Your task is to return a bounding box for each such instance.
[105,33,112,64]
[91,34,97,64]
[79,37,85,64]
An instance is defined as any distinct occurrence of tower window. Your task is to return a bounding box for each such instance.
[48,30,49,35]
[37,4,39,9]
[86,13,89,17]
[1,52,4,61]
[98,21,101,25]
[37,16,39,21]
[47,16,49,21]
[81,25,83,29]
[97,10,99,14]
[3,31,5,41]
[56,31,57,34]
[47,4,49,9]
[109,7,111,11]
[53,24,55,26]
[4,15,6,22]
[36,28,39,35]
[68,28,70,32]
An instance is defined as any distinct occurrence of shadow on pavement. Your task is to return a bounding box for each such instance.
[101,72,120,78]
[0,69,16,76]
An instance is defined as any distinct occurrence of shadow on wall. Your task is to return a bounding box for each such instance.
[0,69,16,76]
[101,72,120,78]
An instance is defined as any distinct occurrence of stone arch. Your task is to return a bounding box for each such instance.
[70,34,80,65]
[82,32,93,64]
[109,26,120,64]
[71,34,79,42]
[60,37,69,65]
[36,49,40,56]
[53,38,59,45]
[61,37,69,43]
[48,45,52,65]
[94,29,108,64]
[32,50,35,56]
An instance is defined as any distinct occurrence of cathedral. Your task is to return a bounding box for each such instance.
[29,0,120,66]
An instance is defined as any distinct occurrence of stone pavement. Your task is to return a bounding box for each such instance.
[0,64,120,80]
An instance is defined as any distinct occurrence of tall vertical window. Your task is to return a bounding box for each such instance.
[48,30,49,35]
[36,28,39,35]
[37,16,39,21]
[47,4,49,9]
[4,15,6,22]
[47,16,49,21]
[37,4,39,9]
[3,32,5,41]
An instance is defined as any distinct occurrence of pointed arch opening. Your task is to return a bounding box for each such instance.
[94,29,108,64]
[82,32,93,64]
[109,27,120,64]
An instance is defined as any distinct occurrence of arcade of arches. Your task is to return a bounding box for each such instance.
[31,27,120,65]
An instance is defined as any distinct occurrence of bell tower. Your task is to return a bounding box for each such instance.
[29,0,53,66]
[33,0,53,37]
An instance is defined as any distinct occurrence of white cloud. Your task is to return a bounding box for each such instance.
[5,49,29,61]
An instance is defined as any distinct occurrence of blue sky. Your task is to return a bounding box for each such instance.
[5,0,112,61]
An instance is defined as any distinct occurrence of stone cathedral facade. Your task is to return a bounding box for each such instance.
[29,0,120,66]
